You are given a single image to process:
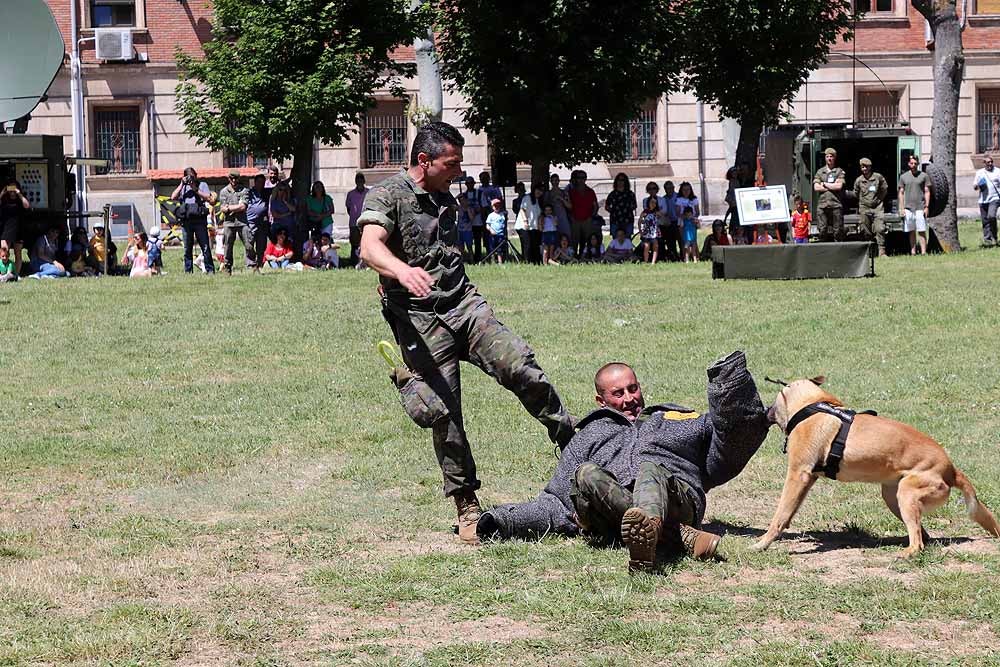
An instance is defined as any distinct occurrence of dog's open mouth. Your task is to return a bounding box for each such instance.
[766,403,777,424]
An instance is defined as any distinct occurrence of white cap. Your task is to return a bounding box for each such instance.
[147,225,161,238]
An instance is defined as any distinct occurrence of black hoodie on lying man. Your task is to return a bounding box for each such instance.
[478,350,771,540]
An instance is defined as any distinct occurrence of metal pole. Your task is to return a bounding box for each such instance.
[70,0,88,214]
[696,101,708,215]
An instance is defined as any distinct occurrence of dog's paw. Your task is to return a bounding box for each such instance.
[748,540,771,552]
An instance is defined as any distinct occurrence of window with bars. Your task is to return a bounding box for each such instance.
[224,150,270,169]
[91,0,136,27]
[856,90,900,128]
[93,107,142,174]
[978,89,1000,153]
[618,101,657,161]
[362,101,408,168]
[855,0,893,13]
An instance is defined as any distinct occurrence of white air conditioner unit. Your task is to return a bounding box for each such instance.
[94,28,133,61]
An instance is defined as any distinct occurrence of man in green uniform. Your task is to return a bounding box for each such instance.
[813,147,846,242]
[853,157,890,257]
[359,122,576,545]
[217,170,252,274]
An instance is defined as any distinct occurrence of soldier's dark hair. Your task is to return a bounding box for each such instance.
[409,121,465,166]
[594,362,635,393]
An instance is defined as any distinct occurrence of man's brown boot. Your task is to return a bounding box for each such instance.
[678,524,722,561]
[621,508,662,573]
[455,491,482,546]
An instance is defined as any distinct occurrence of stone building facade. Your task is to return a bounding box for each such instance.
[29,0,1000,235]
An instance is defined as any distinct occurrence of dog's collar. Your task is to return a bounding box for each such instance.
[783,401,877,479]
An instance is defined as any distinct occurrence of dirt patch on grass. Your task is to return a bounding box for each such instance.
[297,602,549,653]
[941,536,999,557]
[871,619,998,656]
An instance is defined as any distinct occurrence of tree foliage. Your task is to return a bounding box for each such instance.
[434,0,676,182]
[675,0,857,166]
[175,0,421,195]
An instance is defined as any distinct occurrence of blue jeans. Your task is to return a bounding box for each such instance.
[30,261,66,278]
[268,259,290,269]
[183,218,215,273]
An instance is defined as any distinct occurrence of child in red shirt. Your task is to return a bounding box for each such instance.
[791,196,811,244]
[264,228,295,269]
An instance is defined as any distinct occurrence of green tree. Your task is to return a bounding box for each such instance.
[675,0,856,173]
[434,0,675,186]
[175,0,421,208]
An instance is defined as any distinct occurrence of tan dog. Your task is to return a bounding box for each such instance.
[752,377,1000,557]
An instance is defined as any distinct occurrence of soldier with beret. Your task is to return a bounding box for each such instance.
[813,147,846,242]
[853,157,889,257]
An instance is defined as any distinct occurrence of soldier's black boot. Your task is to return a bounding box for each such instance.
[621,508,661,573]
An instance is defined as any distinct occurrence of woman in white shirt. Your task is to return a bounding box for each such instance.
[515,183,545,263]
[674,181,701,220]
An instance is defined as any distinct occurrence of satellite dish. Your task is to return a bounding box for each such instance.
[0,0,65,123]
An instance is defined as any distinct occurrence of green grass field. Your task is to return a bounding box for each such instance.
[2,225,999,666]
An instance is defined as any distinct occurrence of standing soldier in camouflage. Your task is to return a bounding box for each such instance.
[218,170,253,274]
[853,158,890,257]
[813,147,846,242]
[359,122,576,545]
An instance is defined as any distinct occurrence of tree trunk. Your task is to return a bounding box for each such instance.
[913,0,963,252]
[290,133,315,258]
[530,157,550,190]
[412,0,442,122]
[735,118,764,186]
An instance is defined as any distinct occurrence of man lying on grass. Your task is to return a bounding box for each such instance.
[477,351,771,573]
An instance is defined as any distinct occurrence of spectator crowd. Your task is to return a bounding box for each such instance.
[4,149,986,283]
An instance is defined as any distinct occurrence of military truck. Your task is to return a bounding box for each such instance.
[764,123,944,253]
[0,134,72,240]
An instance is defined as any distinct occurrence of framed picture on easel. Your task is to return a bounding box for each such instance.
[736,185,791,226]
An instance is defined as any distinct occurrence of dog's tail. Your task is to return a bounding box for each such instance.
[953,468,1000,538]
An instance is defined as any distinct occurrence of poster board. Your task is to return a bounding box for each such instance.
[736,185,790,226]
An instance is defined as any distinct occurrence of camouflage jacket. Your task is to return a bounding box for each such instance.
[482,351,771,539]
[814,166,846,209]
[357,170,466,311]
[218,184,249,227]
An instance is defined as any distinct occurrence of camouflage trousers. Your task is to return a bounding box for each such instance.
[816,206,845,242]
[570,461,696,546]
[857,205,886,253]
[385,289,576,498]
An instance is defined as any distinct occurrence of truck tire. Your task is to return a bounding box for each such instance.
[924,162,949,218]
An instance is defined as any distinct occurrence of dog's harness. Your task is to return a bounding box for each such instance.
[784,402,877,480]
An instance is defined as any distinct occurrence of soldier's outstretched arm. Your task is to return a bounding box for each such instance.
[700,351,771,490]
[359,224,434,297]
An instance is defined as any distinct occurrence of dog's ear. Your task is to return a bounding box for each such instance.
[808,375,826,386]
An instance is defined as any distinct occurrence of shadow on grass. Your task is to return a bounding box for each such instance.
[703,520,972,553]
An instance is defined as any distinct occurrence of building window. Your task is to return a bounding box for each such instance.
[362,101,407,168]
[618,101,657,162]
[224,151,270,169]
[856,90,900,128]
[855,0,893,13]
[91,0,136,27]
[94,107,142,174]
[978,89,1000,154]
[974,0,1000,14]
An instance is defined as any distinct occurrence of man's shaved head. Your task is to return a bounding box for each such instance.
[595,362,634,393]
[594,363,644,421]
